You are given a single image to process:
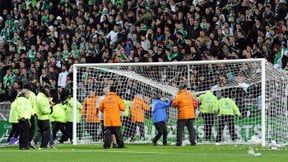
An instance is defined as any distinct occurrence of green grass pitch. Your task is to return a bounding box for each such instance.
[0,144,287,162]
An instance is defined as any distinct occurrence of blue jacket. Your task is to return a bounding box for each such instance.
[152,99,171,123]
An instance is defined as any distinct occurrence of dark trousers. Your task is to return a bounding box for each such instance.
[176,119,196,146]
[216,115,236,142]
[131,122,145,140]
[29,114,37,142]
[18,119,30,149]
[62,122,82,143]
[86,122,100,141]
[202,113,214,141]
[52,121,68,141]
[122,116,131,138]
[37,119,50,148]
[8,123,20,143]
[153,121,167,145]
[100,120,104,139]
[103,126,124,149]
[33,128,54,146]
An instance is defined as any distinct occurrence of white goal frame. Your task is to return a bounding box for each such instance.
[72,58,286,146]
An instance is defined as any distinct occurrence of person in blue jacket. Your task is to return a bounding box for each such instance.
[151,93,172,146]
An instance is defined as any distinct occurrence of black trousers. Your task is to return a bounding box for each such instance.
[86,122,100,141]
[52,121,68,141]
[153,121,167,145]
[176,119,196,146]
[29,114,37,142]
[122,116,131,138]
[130,122,145,140]
[202,113,214,141]
[62,122,82,143]
[8,123,20,143]
[103,126,124,149]
[18,119,30,149]
[216,115,236,142]
[37,119,50,148]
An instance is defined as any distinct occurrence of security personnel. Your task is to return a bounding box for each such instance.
[213,95,241,143]
[100,86,126,149]
[81,89,100,142]
[197,91,218,142]
[15,91,33,150]
[8,97,20,145]
[51,101,68,143]
[22,88,37,148]
[64,95,82,143]
[172,84,197,146]
[130,94,150,141]
[36,85,51,148]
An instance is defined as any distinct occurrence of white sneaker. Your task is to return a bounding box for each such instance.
[202,141,211,144]
[215,142,221,145]
[125,137,131,143]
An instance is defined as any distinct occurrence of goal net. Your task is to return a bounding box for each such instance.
[72,59,288,146]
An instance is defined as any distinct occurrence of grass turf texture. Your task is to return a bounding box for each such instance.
[0,144,287,162]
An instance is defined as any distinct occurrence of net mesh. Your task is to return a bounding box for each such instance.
[73,60,288,145]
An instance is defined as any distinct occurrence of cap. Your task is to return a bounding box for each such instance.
[48,25,54,31]
[56,16,62,20]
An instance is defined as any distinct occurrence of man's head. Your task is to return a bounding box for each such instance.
[155,93,162,99]
[103,86,110,95]
[110,86,117,93]
[178,83,187,90]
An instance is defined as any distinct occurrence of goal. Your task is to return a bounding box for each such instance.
[72,59,288,146]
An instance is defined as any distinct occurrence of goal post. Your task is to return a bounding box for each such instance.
[72,59,288,146]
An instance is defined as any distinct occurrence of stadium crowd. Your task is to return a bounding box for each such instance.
[0,0,288,101]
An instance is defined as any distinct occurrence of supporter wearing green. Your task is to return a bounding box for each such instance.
[213,95,241,142]
[197,91,218,142]
[36,86,51,148]
[15,91,33,150]
[3,69,16,88]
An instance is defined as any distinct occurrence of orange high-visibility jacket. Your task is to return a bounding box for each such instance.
[130,96,150,123]
[99,92,125,127]
[172,89,196,120]
[81,95,100,123]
